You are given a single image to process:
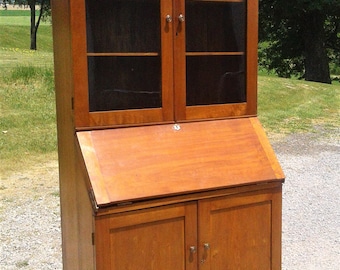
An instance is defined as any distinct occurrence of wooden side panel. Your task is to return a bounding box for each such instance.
[51,0,80,269]
[95,203,197,270]
[198,187,282,270]
[271,185,283,269]
[76,162,95,269]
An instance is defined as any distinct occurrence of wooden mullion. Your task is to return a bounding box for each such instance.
[173,0,187,121]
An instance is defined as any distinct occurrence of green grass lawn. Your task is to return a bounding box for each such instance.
[0,9,31,17]
[0,9,55,175]
[0,9,339,175]
[258,76,339,137]
[0,9,52,52]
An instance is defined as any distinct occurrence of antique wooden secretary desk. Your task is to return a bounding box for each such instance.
[52,0,284,269]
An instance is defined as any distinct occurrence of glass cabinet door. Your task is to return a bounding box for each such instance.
[74,0,256,128]
[175,0,257,121]
[185,0,246,106]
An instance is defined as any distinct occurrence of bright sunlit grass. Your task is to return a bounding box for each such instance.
[0,65,57,175]
[0,9,52,52]
[0,9,55,175]
[258,76,340,137]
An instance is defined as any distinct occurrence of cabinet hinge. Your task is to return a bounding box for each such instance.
[71,97,74,110]
[92,232,95,246]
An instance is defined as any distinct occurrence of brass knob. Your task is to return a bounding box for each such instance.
[189,246,196,253]
[178,14,185,23]
[166,15,172,23]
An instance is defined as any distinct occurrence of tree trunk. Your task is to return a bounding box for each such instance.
[302,11,331,84]
[29,0,46,51]
[30,3,37,50]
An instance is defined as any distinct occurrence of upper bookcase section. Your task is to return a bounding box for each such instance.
[69,0,258,129]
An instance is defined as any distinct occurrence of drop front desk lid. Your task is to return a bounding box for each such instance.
[76,117,284,208]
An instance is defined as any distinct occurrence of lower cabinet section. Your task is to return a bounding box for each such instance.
[94,185,282,270]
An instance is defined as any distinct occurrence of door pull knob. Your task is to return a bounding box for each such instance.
[166,15,172,23]
[189,246,196,253]
[178,14,185,23]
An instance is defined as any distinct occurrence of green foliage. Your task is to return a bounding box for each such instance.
[259,0,340,82]
[330,62,340,78]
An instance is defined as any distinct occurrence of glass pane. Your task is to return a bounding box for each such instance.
[186,0,246,52]
[186,0,246,106]
[88,57,161,111]
[86,0,160,53]
[186,56,246,105]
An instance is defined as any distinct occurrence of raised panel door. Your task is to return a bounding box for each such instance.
[198,188,282,269]
[95,202,197,270]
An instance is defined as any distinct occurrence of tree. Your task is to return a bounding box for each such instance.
[15,0,51,50]
[259,0,340,84]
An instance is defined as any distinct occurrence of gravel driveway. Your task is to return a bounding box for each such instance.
[275,132,340,269]
[1,131,339,269]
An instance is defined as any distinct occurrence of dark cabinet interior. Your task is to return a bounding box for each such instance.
[88,56,162,111]
[86,0,161,112]
[84,0,250,120]
[186,0,246,105]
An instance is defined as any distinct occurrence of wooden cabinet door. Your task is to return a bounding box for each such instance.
[72,0,174,128]
[198,187,282,270]
[95,202,197,270]
[70,0,258,129]
[175,0,258,121]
